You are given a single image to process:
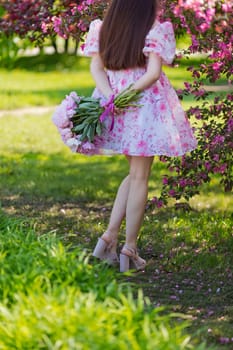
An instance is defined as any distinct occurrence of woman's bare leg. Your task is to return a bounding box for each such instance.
[101,156,131,250]
[124,156,154,250]
[93,155,153,266]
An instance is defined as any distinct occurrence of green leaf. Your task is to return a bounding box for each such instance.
[96,122,102,136]
[80,124,90,141]
[73,122,87,132]
[87,125,95,142]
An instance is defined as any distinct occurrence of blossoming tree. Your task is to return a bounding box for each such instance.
[0,0,232,205]
[0,0,107,54]
[155,0,233,206]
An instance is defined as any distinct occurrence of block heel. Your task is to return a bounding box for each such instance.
[92,237,119,266]
[120,253,130,272]
[120,245,146,272]
[92,238,107,259]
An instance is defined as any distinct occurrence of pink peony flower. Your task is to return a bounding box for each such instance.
[52,91,79,128]
[59,128,73,142]
[82,141,95,151]
[52,104,71,128]
[66,137,82,153]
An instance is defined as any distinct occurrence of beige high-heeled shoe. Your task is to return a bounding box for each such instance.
[92,237,119,266]
[120,245,146,272]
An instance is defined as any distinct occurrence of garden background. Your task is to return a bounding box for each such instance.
[0,0,232,349]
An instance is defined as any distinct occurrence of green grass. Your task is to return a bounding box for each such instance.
[0,214,230,349]
[1,213,207,350]
[0,214,121,303]
[0,55,94,109]
[0,54,230,111]
[0,54,232,349]
[1,112,232,349]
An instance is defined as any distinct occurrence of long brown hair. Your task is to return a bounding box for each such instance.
[99,0,158,70]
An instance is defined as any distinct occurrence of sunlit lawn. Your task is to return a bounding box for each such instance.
[1,111,233,348]
[0,55,93,109]
[1,54,229,111]
[0,54,232,349]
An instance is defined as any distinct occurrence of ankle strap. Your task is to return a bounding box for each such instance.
[121,245,138,256]
[101,236,117,249]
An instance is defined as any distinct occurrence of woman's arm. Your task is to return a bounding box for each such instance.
[132,52,162,91]
[90,51,162,98]
[90,53,114,99]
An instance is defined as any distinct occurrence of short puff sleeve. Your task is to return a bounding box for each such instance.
[143,21,176,65]
[82,19,102,56]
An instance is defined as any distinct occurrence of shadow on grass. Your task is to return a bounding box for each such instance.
[4,54,208,72]
[0,152,127,202]
[5,54,91,72]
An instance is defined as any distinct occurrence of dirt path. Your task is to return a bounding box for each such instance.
[203,84,233,92]
[0,106,56,118]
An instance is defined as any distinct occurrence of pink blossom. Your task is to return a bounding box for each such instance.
[227,118,233,132]
[204,162,212,171]
[60,128,73,142]
[168,189,176,197]
[52,105,71,128]
[184,82,191,90]
[219,337,231,345]
[212,62,223,71]
[199,22,210,32]
[66,137,82,153]
[52,16,61,32]
[222,3,232,12]
[82,141,95,151]
[212,135,225,145]
[65,91,79,113]
[212,154,219,162]
[41,22,48,33]
[179,179,188,187]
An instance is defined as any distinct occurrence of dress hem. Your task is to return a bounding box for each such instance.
[76,145,197,157]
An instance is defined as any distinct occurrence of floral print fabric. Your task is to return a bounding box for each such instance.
[82,19,197,156]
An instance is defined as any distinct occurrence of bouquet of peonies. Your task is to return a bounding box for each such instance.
[52,86,142,153]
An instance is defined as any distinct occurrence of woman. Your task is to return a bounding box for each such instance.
[82,0,197,272]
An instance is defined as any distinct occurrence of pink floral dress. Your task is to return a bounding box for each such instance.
[82,19,197,157]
